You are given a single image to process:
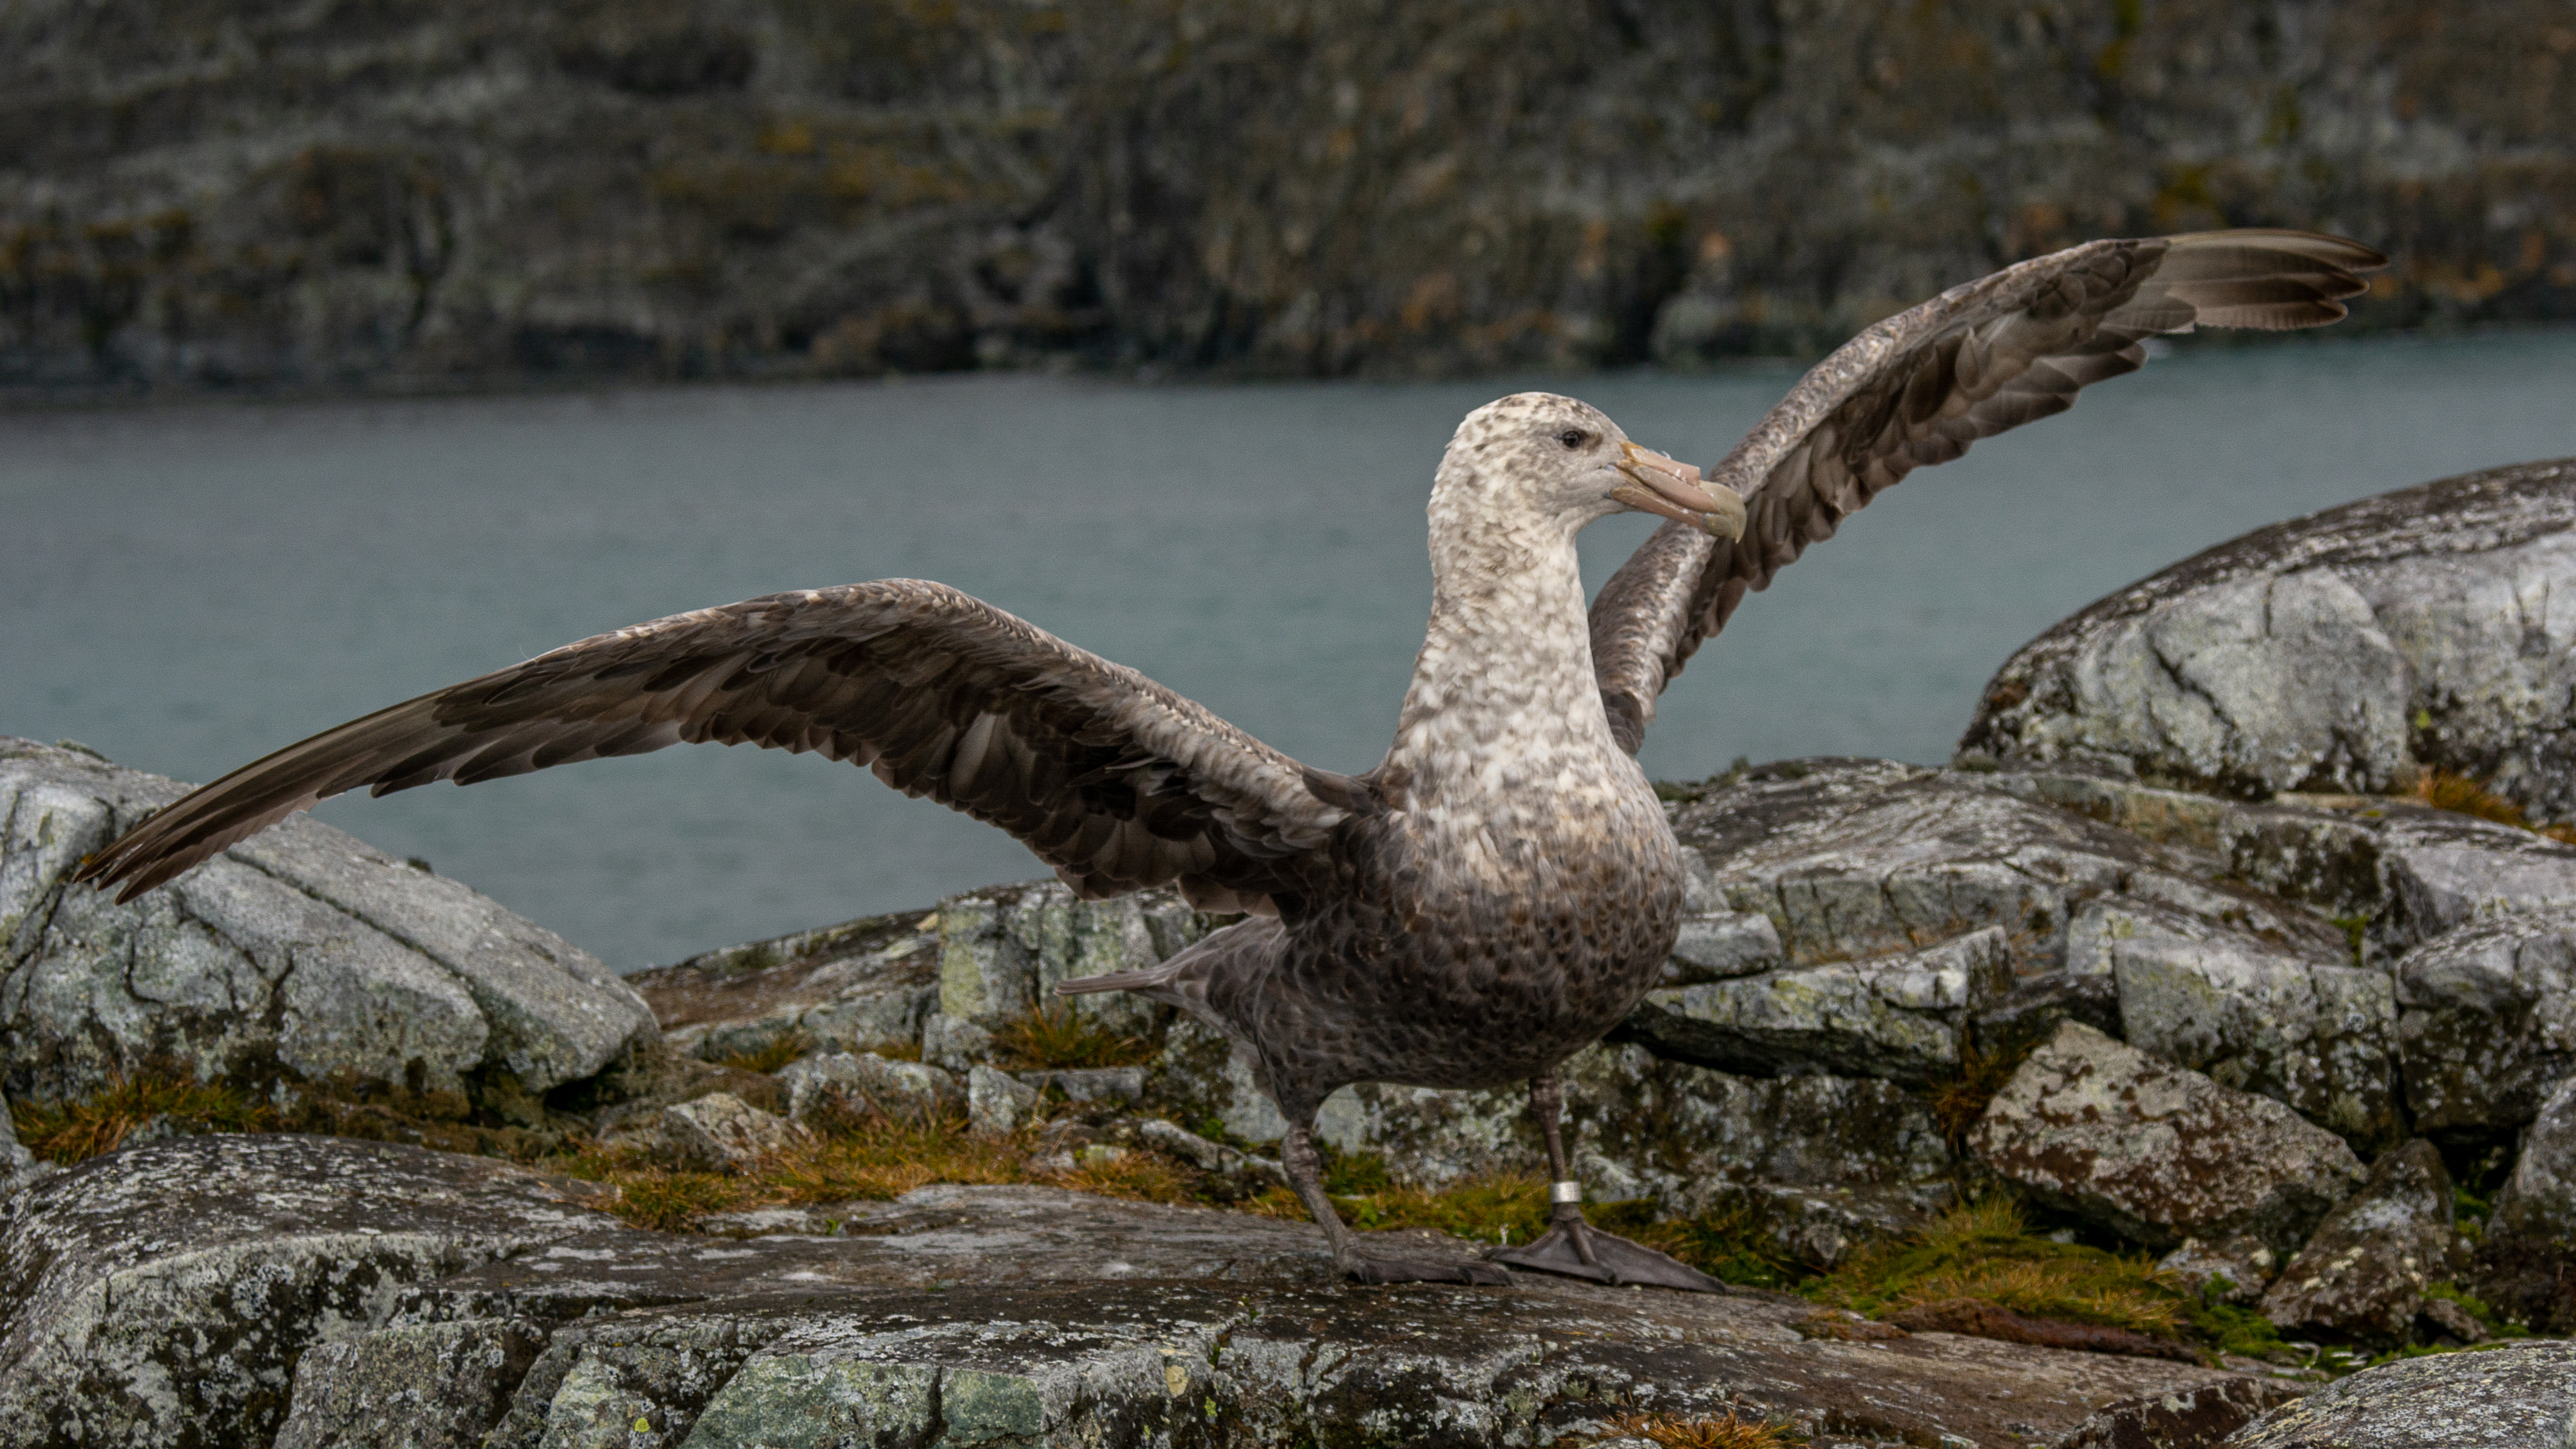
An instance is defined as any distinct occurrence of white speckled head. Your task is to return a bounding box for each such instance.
[1433,393,1636,539]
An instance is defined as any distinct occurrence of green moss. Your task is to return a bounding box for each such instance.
[1801,1198,2193,1343]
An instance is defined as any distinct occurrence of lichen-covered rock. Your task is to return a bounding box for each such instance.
[0,738,654,1103]
[2259,1140,2467,1343]
[658,1092,804,1172]
[2218,1338,2576,1447]
[0,1133,2283,1449]
[626,910,942,1063]
[0,1090,52,1200]
[0,1135,623,1449]
[1965,460,2576,819]
[1971,1022,2365,1254]
[2476,1076,2576,1334]
[1667,759,2345,986]
[2076,896,2400,1148]
[1622,925,2012,1084]
[776,1051,964,1128]
[2050,1376,2310,1449]
[2396,909,2576,1136]
[2156,1236,2282,1308]
[271,1316,550,1449]
[937,880,1206,1041]
[967,1063,1041,1135]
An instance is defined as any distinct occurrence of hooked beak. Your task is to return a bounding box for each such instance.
[1612,442,1745,540]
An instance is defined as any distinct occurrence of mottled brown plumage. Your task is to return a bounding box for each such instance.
[75,229,2382,1287]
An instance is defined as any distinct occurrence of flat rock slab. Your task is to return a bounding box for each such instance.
[0,1135,2259,1449]
[2220,1340,2576,1447]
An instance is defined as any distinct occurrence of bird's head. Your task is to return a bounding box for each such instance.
[1436,393,1745,542]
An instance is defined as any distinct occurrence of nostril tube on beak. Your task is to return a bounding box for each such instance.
[1611,442,1745,540]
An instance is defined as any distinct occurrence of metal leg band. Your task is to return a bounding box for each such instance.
[1548,1180,1582,1205]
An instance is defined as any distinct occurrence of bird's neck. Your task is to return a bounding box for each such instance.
[1383,511,1629,808]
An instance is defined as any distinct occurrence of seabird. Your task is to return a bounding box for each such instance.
[77,229,2382,1287]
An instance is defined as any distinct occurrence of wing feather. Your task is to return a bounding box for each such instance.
[76,580,1356,907]
[1589,228,2384,753]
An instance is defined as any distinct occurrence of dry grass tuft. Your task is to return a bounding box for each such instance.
[2414,769,2534,827]
[554,1104,1216,1233]
[988,1004,1155,1071]
[10,1072,272,1163]
[1600,1410,1806,1448]
[1928,1043,2021,1144]
[715,1030,813,1075]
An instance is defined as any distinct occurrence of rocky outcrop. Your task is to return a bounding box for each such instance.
[775,1050,964,1128]
[6,1,2568,394]
[2051,1376,2309,1449]
[1964,460,2576,821]
[0,1135,2271,1449]
[0,738,655,1106]
[2219,1339,2576,1447]
[2476,1075,2576,1334]
[2395,909,2576,1137]
[1969,1022,2366,1255]
[654,1091,804,1172]
[2259,1140,2467,1343]
[627,911,943,1063]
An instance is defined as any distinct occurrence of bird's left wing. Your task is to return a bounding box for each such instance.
[1588,229,2385,753]
[75,580,1359,912]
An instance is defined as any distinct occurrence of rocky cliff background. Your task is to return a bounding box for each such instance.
[5,0,2573,393]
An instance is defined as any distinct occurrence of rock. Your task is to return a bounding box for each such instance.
[272,1316,551,1449]
[0,1091,53,1200]
[1017,1065,1147,1106]
[1887,1298,2200,1362]
[1698,1182,1940,1272]
[1129,1117,1286,1191]
[2260,1140,2467,1342]
[920,1012,997,1073]
[1965,460,2576,820]
[2218,1339,2576,1447]
[2074,895,2401,1148]
[1621,925,2012,1084]
[2049,1376,2309,1449]
[936,880,1203,1041]
[2477,1075,2576,1333]
[1669,761,2336,983]
[0,1135,623,1449]
[2396,909,2576,1137]
[1970,1022,2366,1255]
[658,1093,804,1172]
[2157,1236,2282,1307]
[0,1133,2268,1449]
[626,910,942,1064]
[1659,907,1785,984]
[774,1052,963,1128]
[0,737,654,1104]
[966,1063,1041,1135]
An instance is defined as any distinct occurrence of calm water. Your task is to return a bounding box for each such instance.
[6,333,2573,969]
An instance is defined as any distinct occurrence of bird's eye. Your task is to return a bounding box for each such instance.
[1557,430,1587,449]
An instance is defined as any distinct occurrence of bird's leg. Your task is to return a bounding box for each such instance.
[1485,1070,1726,1293]
[1280,1112,1509,1287]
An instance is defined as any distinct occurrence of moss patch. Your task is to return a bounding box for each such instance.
[1800,1199,2192,1343]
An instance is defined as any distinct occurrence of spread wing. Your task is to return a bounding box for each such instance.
[1589,229,2386,753]
[76,580,1360,912]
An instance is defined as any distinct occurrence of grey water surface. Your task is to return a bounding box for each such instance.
[6,331,2573,969]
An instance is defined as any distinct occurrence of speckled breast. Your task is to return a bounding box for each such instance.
[1239,797,1689,1096]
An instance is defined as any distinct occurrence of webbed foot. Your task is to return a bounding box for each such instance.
[1345,1250,1514,1286]
[1487,1212,1725,1293]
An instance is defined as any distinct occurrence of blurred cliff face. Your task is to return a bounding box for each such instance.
[2,0,2569,392]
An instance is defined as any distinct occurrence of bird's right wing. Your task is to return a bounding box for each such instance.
[75,580,1363,913]
[1589,229,2385,753]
